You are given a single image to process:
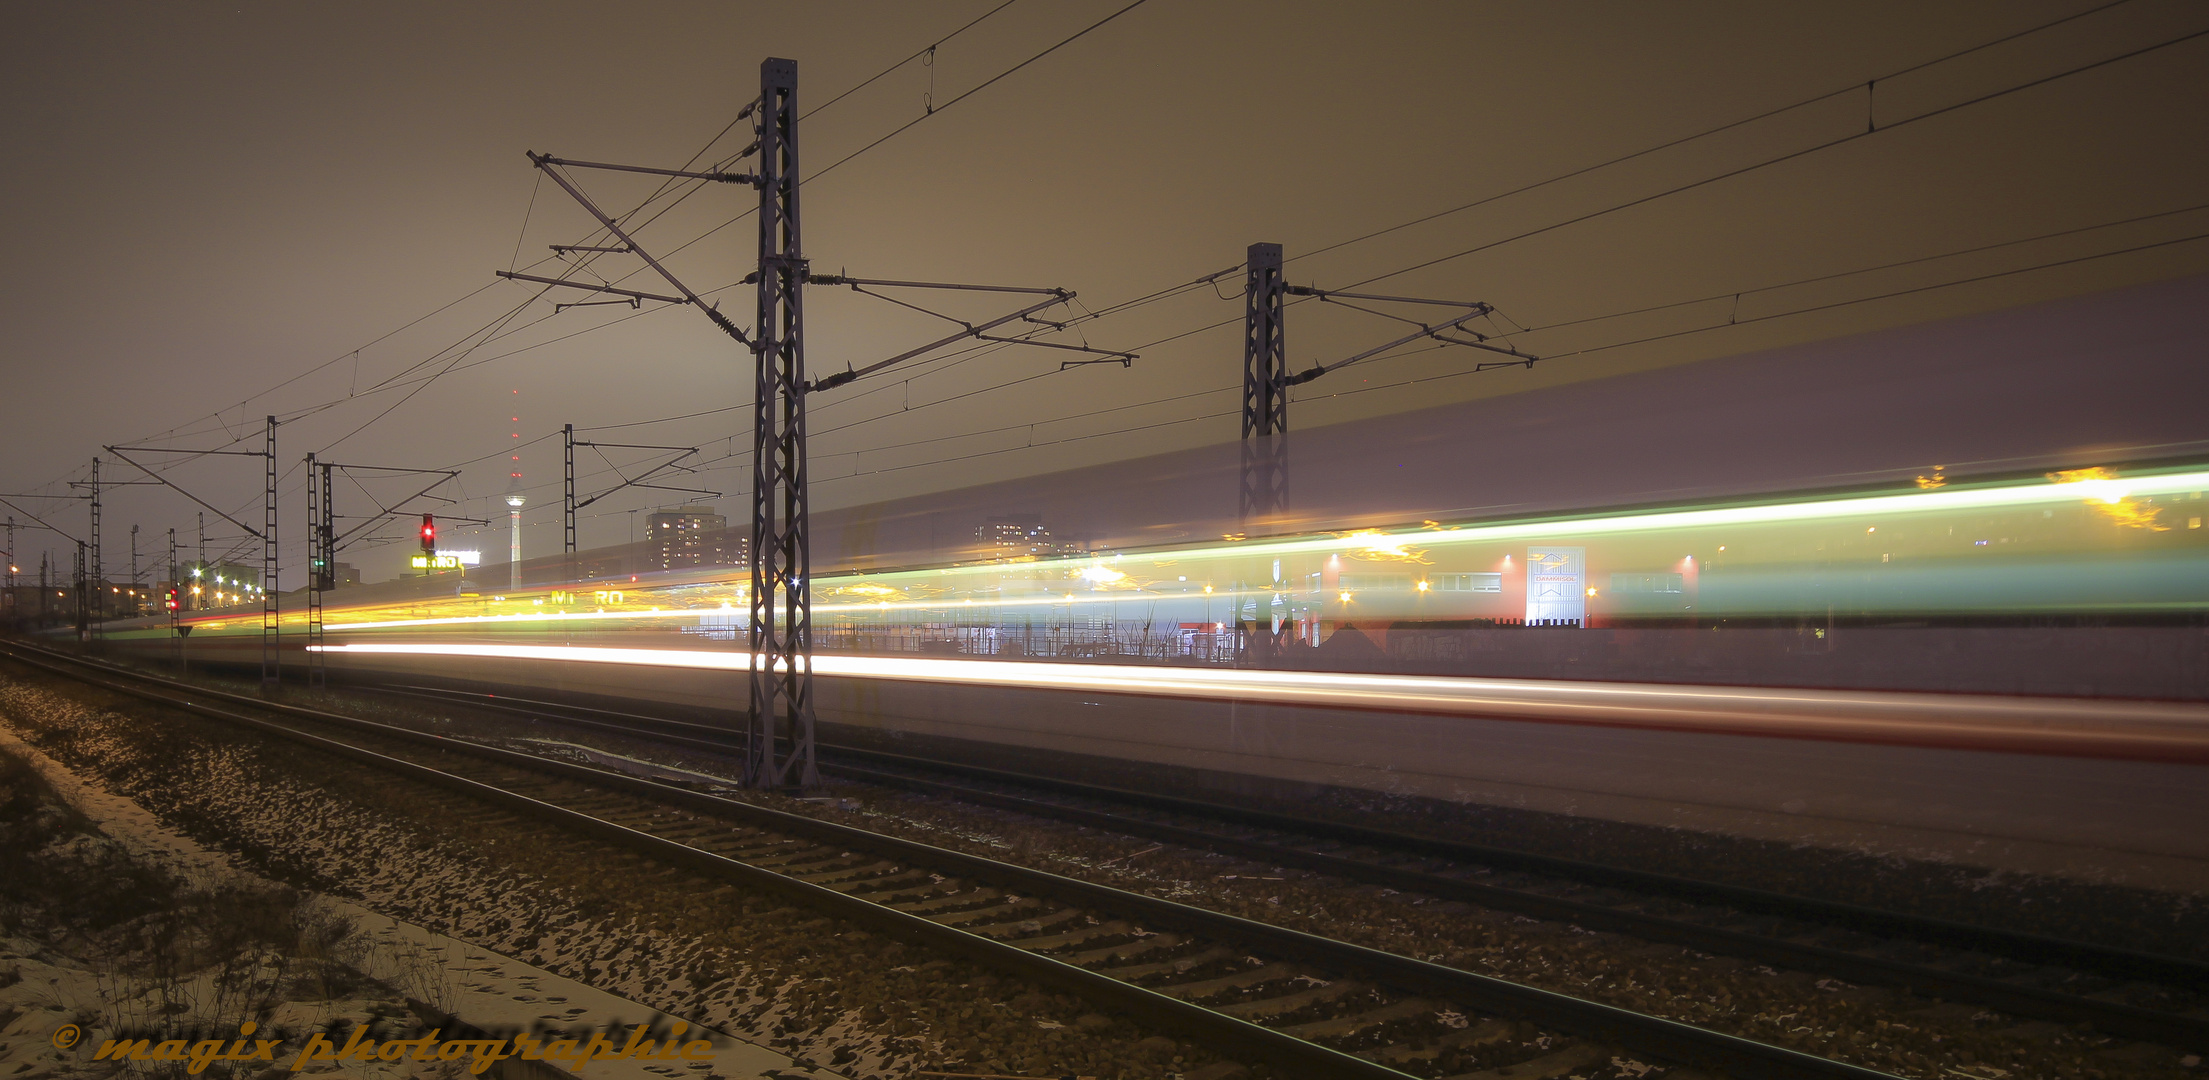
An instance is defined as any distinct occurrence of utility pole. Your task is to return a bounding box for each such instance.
[168,528,181,668]
[88,458,100,636]
[104,421,280,679]
[1238,243,1539,463]
[129,524,140,613]
[1235,243,1537,656]
[564,424,577,563]
[196,512,205,612]
[1240,243,1289,662]
[263,416,278,686]
[1241,242,1289,523]
[307,458,459,662]
[0,492,97,633]
[562,427,714,583]
[73,542,87,639]
[307,454,328,688]
[504,58,1125,788]
[750,56,817,790]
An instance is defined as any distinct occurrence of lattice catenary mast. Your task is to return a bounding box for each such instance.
[1237,243,1537,655]
[506,58,1130,788]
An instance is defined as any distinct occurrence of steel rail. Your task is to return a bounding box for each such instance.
[0,642,1398,1080]
[357,680,2209,1042]
[817,760,2209,1047]
[816,747,2209,979]
[0,642,1902,1080]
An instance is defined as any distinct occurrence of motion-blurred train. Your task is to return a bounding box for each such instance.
[66,274,2209,888]
[92,274,2209,694]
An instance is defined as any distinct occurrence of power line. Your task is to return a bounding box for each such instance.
[1513,200,2209,339]
[811,0,1152,187]
[39,39,789,485]
[819,405,1237,485]
[648,0,1157,268]
[1303,228,2209,411]
[812,0,1027,114]
[569,258,1252,447]
[35,5,2204,545]
[1342,23,2209,292]
[174,2,1158,474]
[1290,0,2143,269]
[756,210,2209,487]
[387,5,1090,459]
[703,12,2209,472]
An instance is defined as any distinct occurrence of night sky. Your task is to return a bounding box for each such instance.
[4,1,2205,583]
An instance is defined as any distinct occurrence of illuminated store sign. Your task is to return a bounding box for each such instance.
[1526,546,1585,624]
[409,550,480,570]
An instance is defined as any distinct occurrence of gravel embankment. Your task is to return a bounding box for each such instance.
[8,656,2205,1080]
[0,664,1241,1080]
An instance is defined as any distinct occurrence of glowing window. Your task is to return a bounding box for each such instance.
[1436,573,1502,593]
[1609,572,1684,595]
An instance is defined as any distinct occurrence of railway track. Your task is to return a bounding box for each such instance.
[0,639,1911,1080]
[353,680,2209,1056]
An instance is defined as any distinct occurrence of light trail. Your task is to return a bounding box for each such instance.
[312,641,2209,762]
[888,465,2209,583]
[300,585,1214,633]
[131,457,2209,642]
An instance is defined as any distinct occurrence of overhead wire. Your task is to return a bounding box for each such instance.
[724,202,2209,491]
[1289,0,2143,270]
[509,171,543,273]
[52,61,769,487]
[1296,228,2209,412]
[48,2,2205,553]
[809,0,1151,188]
[569,260,1249,439]
[314,0,1170,473]
[797,0,2201,453]
[647,0,1157,268]
[285,0,1073,464]
[653,8,2209,477]
[812,0,1027,114]
[1339,23,2209,292]
[1507,200,2209,340]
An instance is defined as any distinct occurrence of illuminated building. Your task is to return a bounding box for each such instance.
[647,506,741,571]
[977,515,1055,558]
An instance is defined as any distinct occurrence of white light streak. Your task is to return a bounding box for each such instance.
[307,641,2209,752]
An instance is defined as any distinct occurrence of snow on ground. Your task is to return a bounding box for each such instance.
[0,714,842,1080]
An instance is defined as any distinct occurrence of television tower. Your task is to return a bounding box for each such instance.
[505,388,524,591]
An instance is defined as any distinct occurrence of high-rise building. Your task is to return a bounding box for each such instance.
[647,506,743,570]
[977,515,1054,558]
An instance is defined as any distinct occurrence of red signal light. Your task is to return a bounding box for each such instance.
[420,513,437,554]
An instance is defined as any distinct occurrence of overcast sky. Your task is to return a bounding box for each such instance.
[4,1,2205,583]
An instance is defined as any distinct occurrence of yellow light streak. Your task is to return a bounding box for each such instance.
[2049,467,2168,530]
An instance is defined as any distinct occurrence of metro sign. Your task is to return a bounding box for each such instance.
[409,549,480,571]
